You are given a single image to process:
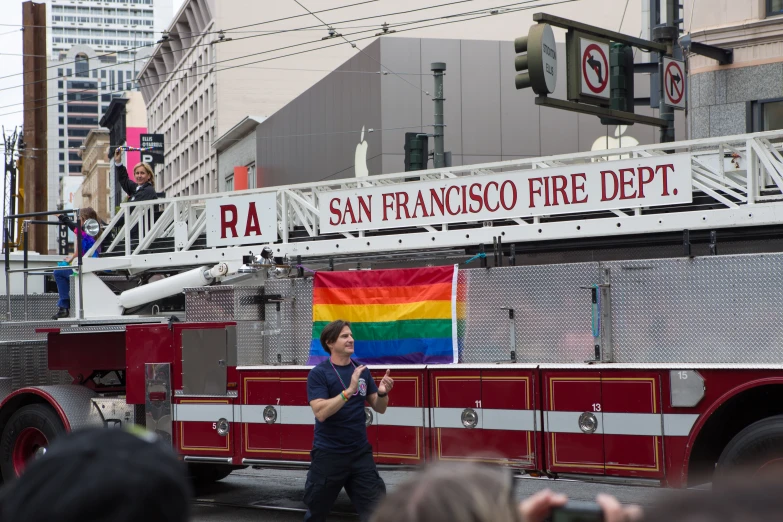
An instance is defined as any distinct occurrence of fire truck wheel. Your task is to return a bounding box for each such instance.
[717,415,783,479]
[0,404,65,480]
[187,463,234,485]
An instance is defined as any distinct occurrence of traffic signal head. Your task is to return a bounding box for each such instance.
[514,23,557,95]
[599,43,635,125]
[404,133,429,172]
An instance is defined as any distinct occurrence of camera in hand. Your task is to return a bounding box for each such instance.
[550,501,603,522]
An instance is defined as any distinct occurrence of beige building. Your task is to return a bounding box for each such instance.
[137,0,644,196]
[75,128,111,220]
[686,0,783,136]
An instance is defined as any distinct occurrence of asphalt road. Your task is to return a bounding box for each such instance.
[191,467,677,521]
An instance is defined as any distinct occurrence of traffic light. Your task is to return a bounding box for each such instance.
[404,133,428,172]
[600,43,635,125]
[514,23,557,95]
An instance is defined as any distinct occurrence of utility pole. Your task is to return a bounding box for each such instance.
[22,1,48,254]
[652,0,678,143]
[2,127,19,248]
[431,62,446,169]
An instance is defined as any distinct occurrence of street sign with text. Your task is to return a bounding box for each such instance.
[140,134,165,168]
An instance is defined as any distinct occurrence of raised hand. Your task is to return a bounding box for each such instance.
[378,369,394,395]
[114,147,122,164]
[347,365,367,395]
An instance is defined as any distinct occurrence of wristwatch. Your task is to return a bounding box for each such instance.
[377,391,388,398]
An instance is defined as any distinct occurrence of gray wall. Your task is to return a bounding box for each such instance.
[689,63,783,138]
[252,37,684,187]
[217,130,256,192]
[256,40,382,187]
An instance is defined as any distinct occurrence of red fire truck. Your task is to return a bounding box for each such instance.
[3,130,783,487]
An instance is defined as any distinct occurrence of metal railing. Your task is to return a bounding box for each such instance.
[77,129,783,271]
[3,209,85,321]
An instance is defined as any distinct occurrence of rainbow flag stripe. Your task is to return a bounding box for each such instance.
[308,266,459,365]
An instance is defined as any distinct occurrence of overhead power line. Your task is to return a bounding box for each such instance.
[0,0,577,118]
[0,0,545,109]
[0,0,481,92]
[291,0,431,97]
[0,0,382,83]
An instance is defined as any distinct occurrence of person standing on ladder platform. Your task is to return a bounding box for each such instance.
[305,320,394,522]
[114,147,158,202]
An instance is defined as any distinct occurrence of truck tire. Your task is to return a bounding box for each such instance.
[717,415,783,479]
[188,463,234,485]
[0,404,65,480]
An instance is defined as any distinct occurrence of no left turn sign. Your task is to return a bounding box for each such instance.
[580,38,609,99]
[664,57,686,109]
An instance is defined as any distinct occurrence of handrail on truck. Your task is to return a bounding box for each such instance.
[3,208,85,322]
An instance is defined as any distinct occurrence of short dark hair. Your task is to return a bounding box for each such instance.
[319,320,351,354]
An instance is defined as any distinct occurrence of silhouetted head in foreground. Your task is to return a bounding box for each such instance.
[0,427,192,522]
[371,463,521,522]
[645,474,783,522]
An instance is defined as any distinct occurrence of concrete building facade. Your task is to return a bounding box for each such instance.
[214,116,265,192]
[137,0,218,198]
[219,37,683,188]
[686,1,783,137]
[75,128,111,220]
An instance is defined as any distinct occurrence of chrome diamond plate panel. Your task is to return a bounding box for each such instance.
[237,321,266,366]
[264,279,313,365]
[460,264,599,363]
[0,294,60,321]
[184,285,234,321]
[233,286,265,321]
[605,254,783,363]
[32,385,103,430]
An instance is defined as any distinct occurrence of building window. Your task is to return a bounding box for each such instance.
[58,80,63,89]
[58,68,63,77]
[59,105,64,113]
[59,164,65,173]
[749,98,783,131]
[247,163,257,189]
[75,54,89,78]
[59,129,64,136]
[768,0,783,16]
[59,152,65,161]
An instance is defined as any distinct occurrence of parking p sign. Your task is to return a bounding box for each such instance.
[140,134,165,169]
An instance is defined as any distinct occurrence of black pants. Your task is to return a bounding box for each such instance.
[303,445,386,522]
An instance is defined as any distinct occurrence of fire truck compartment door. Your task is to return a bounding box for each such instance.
[182,328,227,395]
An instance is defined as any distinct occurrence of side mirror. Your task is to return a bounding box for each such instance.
[83,218,101,237]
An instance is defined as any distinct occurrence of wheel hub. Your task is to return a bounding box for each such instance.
[12,427,48,476]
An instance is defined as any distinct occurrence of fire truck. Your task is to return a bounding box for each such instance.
[3,129,783,487]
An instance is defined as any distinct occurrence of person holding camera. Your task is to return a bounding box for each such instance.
[51,207,102,319]
[113,147,157,202]
[370,463,643,522]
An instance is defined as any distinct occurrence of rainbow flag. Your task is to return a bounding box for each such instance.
[308,265,459,365]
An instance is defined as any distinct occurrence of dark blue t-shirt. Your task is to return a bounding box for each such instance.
[307,359,378,453]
